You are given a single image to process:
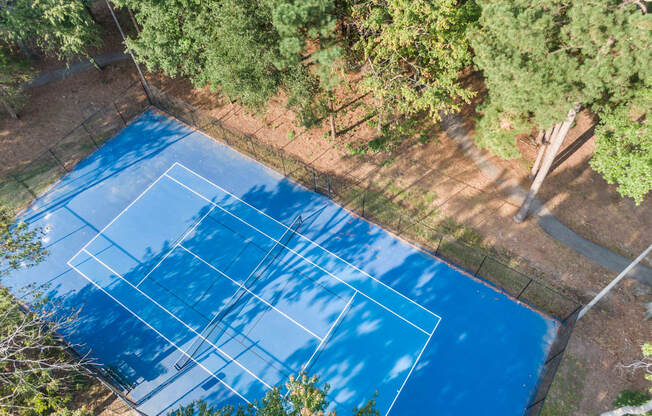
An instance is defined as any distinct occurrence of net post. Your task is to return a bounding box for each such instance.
[362,191,366,217]
[312,167,317,191]
[435,234,443,255]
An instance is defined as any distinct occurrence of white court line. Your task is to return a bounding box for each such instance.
[178,244,323,341]
[72,249,273,390]
[67,263,253,406]
[384,328,435,416]
[135,205,216,287]
[172,162,441,321]
[78,164,177,255]
[301,292,356,373]
[164,173,435,336]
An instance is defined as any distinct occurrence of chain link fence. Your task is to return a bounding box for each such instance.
[149,84,581,415]
[1,78,579,414]
[0,81,149,212]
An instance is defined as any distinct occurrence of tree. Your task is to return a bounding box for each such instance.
[0,0,101,62]
[350,0,479,130]
[169,374,378,416]
[115,0,338,123]
[0,47,35,119]
[599,343,652,416]
[470,0,651,220]
[590,91,651,205]
[0,288,94,415]
[1,205,46,277]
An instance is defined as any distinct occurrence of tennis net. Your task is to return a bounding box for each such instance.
[174,214,304,371]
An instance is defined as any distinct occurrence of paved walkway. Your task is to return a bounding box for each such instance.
[440,113,652,286]
[25,52,129,89]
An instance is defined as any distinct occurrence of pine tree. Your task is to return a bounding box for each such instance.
[470,0,651,219]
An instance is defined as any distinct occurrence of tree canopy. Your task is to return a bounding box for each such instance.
[117,0,337,120]
[590,90,651,204]
[470,0,651,159]
[0,0,100,61]
[169,374,378,416]
[351,0,479,120]
[1,206,46,276]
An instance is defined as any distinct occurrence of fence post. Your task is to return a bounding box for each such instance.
[517,279,533,299]
[280,151,287,176]
[327,174,331,197]
[48,149,68,172]
[114,102,126,126]
[435,235,443,255]
[81,123,100,150]
[312,167,317,191]
[248,136,257,157]
[10,174,37,197]
[475,255,487,277]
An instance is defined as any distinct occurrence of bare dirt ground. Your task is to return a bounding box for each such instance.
[0,3,649,413]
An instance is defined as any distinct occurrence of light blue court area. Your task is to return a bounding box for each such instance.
[7,110,559,416]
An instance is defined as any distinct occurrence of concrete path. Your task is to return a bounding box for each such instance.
[25,52,129,89]
[440,113,652,286]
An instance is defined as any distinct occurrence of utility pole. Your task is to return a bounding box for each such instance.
[104,0,153,103]
[578,244,652,320]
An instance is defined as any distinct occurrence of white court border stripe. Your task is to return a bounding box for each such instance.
[67,263,253,406]
[136,205,216,287]
[171,162,441,321]
[164,173,435,336]
[73,249,273,390]
[301,292,355,373]
[384,324,438,416]
[178,244,323,341]
[78,164,177,254]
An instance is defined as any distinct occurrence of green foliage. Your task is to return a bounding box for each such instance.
[0,205,46,276]
[470,0,651,163]
[612,389,651,409]
[351,0,479,119]
[168,374,378,416]
[118,0,340,120]
[0,0,100,61]
[590,91,651,204]
[0,288,91,415]
[0,46,35,117]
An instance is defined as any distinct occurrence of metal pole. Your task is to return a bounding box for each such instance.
[578,244,652,320]
[104,0,153,104]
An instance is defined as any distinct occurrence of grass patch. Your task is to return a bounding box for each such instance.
[540,354,586,416]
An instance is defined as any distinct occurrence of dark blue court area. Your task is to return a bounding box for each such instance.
[7,110,559,415]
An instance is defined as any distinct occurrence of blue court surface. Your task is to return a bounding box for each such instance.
[7,110,558,415]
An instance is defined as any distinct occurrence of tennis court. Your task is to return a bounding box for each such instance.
[8,110,559,415]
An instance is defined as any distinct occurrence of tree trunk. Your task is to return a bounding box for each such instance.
[514,103,580,223]
[84,2,98,24]
[16,38,36,59]
[599,398,652,416]
[530,126,555,179]
[0,96,18,119]
[329,98,336,140]
[127,7,140,35]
